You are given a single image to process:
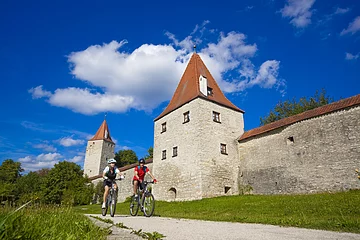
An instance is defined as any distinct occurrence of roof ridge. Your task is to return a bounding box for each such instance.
[154,53,244,121]
[239,94,360,141]
[89,119,114,144]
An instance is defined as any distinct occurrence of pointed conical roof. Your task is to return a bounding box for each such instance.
[155,53,244,121]
[89,119,114,144]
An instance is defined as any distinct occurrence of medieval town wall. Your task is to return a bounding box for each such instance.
[237,106,360,195]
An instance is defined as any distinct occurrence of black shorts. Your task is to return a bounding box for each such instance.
[103,180,116,188]
[132,180,145,190]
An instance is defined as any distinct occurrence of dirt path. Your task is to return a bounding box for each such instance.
[89,214,360,240]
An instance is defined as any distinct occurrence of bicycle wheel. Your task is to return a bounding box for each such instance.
[110,195,116,217]
[143,193,155,217]
[129,195,139,216]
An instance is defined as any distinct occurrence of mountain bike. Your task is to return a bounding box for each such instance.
[130,180,155,217]
[102,177,124,217]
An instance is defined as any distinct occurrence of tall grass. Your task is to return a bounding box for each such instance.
[75,190,360,233]
[0,205,108,239]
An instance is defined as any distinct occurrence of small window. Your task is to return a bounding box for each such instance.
[172,146,178,157]
[207,87,213,96]
[162,150,167,160]
[287,136,294,145]
[183,111,190,123]
[213,111,221,123]
[220,143,227,155]
[161,122,166,133]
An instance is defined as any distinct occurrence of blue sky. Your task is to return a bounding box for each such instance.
[0,0,359,172]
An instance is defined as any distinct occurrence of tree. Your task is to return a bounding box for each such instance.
[0,159,23,197]
[260,89,334,126]
[144,146,153,160]
[15,170,47,202]
[114,149,138,168]
[0,159,23,183]
[42,161,93,205]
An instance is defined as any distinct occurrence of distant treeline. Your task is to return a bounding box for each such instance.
[0,159,95,206]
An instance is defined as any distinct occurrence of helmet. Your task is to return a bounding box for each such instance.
[107,158,116,164]
[139,158,145,164]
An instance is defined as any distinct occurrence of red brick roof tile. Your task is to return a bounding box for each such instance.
[238,94,360,141]
[155,53,244,121]
[89,119,114,144]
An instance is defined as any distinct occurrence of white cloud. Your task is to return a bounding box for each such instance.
[28,85,52,99]
[334,7,350,15]
[33,143,57,152]
[341,16,360,36]
[18,153,83,172]
[18,156,32,163]
[345,52,359,60]
[280,0,316,28]
[29,24,284,115]
[19,153,61,172]
[58,137,85,147]
[36,152,62,161]
[67,156,84,163]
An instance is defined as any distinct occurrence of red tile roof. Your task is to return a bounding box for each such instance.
[88,158,153,180]
[154,53,244,121]
[238,94,360,142]
[89,119,114,144]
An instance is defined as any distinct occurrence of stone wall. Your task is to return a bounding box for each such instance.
[117,163,153,202]
[237,106,360,194]
[153,98,244,201]
[84,140,115,177]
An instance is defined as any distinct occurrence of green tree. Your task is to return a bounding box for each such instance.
[260,89,334,126]
[0,159,23,183]
[42,161,93,205]
[15,170,47,202]
[114,149,138,167]
[144,146,153,160]
[0,159,23,197]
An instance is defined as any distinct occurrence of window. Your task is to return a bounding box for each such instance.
[172,146,178,157]
[287,136,294,145]
[220,143,227,155]
[161,122,166,133]
[183,111,190,123]
[207,87,213,96]
[213,111,221,123]
[162,150,167,160]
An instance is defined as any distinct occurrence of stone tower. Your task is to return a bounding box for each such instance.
[153,53,245,201]
[84,119,115,177]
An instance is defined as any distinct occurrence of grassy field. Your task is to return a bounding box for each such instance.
[0,205,109,239]
[75,190,360,233]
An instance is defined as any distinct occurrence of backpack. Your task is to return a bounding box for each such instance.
[137,165,147,172]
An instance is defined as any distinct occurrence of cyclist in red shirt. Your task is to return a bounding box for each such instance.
[133,158,157,197]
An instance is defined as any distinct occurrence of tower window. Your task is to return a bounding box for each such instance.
[162,150,167,160]
[172,146,178,157]
[183,111,190,123]
[207,87,213,96]
[161,122,166,133]
[213,111,221,123]
[287,136,294,145]
[220,143,227,155]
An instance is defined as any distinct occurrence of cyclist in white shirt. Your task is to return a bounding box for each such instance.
[102,158,124,208]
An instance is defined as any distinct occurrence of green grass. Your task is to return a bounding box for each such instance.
[0,205,109,239]
[75,190,360,233]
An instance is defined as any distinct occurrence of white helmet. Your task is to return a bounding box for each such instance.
[107,158,116,164]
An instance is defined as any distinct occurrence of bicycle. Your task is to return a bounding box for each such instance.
[102,177,124,217]
[129,180,155,217]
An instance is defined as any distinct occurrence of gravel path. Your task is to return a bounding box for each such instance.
[90,214,360,240]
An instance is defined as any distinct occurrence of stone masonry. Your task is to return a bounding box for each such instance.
[237,106,360,194]
[84,140,115,177]
[153,98,244,201]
